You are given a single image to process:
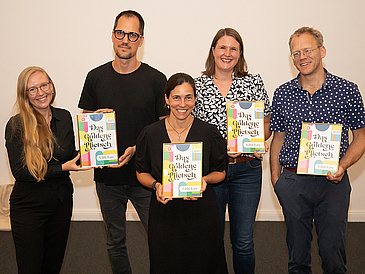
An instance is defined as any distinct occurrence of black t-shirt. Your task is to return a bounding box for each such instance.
[135,118,228,182]
[78,62,167,185]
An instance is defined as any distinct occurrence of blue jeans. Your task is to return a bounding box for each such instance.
[274,169,351,274]
[214,159,262,274]
[96,183,151,274]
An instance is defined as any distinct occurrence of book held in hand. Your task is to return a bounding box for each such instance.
[162,142,203,198]
[227,101,265,153]
[297,123,342,175]
[77,112,118,167]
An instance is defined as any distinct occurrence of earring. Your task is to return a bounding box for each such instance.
[167,104,170,109]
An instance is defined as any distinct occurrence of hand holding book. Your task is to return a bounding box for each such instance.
[155,182,173,204]
[227,142,268,160]
[62,153,93,171]
[77,111,119,167]
[183,177,207,201]
[227,101,266,154]
[156,175,209,204]
[326,165,345,183]
[297,123,342,176]
[109,146,136,168]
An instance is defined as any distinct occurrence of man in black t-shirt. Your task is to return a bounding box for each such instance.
[78,10,167,274]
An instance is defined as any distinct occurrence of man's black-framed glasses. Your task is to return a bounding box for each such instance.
[114,30,142,42]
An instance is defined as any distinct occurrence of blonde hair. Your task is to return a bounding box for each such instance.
[16,66,56,181]
[289,26,324,49]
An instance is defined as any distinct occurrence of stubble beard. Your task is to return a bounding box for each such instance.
[115,51,136,60]
[115,43,136,60]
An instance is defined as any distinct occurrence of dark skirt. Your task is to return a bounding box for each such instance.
[148,184,228,274]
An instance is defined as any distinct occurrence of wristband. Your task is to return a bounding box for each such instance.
[152,181,158,191]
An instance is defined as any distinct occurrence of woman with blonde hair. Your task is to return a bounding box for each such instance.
[5,66,89,274]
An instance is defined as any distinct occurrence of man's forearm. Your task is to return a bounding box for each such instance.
[339,127,365,171]
[270,132,285,185]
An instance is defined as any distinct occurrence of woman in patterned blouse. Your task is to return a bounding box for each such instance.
[193,28,271,274]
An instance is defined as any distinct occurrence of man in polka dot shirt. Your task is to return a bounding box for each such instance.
[270,26,365,274]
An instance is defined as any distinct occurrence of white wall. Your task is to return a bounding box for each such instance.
[1,0,364,222]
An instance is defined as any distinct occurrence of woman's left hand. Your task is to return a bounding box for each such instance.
[253,142,269,160]
[183,176,207,201]
[62,153,93,171]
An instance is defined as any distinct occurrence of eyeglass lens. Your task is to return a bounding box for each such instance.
[28,82,50,95]
[114,30,140,42]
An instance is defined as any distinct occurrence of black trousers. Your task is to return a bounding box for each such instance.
[10,181,73,274]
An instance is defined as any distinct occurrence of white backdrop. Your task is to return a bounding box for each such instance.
[1,0,364,222]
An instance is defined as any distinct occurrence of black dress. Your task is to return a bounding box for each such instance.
[135,118,228,274]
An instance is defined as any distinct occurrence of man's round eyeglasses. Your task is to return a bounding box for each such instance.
[291,46,321,59]
[27,81,51,96]
[114,30,142,42]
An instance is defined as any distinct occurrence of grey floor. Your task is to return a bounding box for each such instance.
[1,221,364,273]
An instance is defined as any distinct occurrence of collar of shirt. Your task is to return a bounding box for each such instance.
[291,68,333,94]
[272,68,362,168]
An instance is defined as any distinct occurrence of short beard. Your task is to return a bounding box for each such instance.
[116,51,135,60]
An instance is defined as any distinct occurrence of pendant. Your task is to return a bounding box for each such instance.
[178,134,181,141]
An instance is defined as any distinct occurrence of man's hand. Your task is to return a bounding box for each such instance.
[270,132,285,187]
[110,146,136,168]
[326,165,345,183]
[326,127,365,183]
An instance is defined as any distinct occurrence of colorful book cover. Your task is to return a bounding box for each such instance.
[77,112,119,167]
[162,142,203,198]
[297,123,342,175]
[227,101,265,153]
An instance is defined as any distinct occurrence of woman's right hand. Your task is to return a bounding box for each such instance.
[227,146,241,158]
[155,182,172,204]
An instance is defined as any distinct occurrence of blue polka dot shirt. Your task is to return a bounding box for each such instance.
[270,68,365,168]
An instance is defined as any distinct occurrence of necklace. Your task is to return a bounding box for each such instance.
[167,117,194,141]
[43,110,52,125]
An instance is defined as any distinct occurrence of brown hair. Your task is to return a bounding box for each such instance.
[203,28,248,77]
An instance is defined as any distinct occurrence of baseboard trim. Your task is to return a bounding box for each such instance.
[0,216,11,231]
[1,209,364,231]
[347,211,365,222]
[70,209,365,222]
